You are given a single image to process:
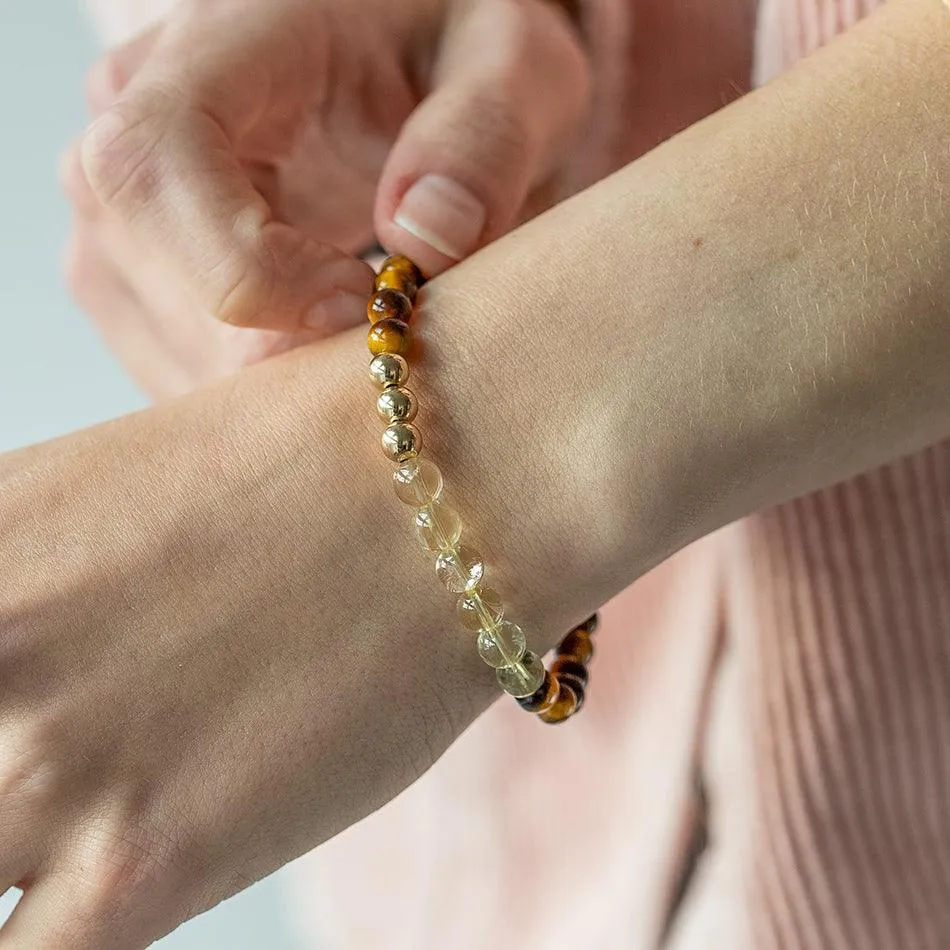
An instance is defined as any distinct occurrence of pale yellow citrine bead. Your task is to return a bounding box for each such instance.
[434,545,484,593]
[415,499,462,551]
[476,620,527,668]
[456,585,503,632]
[496,650,545,698]
[393,458,443,507]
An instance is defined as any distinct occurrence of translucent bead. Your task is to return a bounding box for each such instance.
[415,500,462,551]
[496,650,545,699]
[476,620,527,668]
[367,289,412,323]
[369,353,409,389]
[377,386,418,423]
[393,458,443,507]
[434,545,484,593]
[381,423,421,462]
[456,586,504,632]
[368,318,412,357]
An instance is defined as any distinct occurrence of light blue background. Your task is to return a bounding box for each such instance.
[0,3,307,947]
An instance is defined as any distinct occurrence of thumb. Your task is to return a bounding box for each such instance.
[375,0,589,277]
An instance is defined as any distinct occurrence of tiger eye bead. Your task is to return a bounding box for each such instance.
[377,255,423,296]
[368,318,412,357]
[578,613,599,635]
[367,289,413,324]
[369,353,409,389]
[376,265,420,302]
[516,671,560,715]
[538,681,580,724]
[381,422,421,462]
[550,656,589,694]
[496,650,545,699]
[377,386,417,423]
[558,629,594,666]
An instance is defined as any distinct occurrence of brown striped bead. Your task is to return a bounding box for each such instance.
[550,657,589,693]
[367,289,412,323]
[538,681,579,724]
[516,671,560,715]
[557,629,594,666]
[368,318,412,356]
[577,613,599,635]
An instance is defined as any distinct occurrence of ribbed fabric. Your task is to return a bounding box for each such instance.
[739,445,950,950]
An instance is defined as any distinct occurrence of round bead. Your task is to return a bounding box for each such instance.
[557,630,594,666]
[376,267,418,301]
[538,681,580,724]
[369,353,409,389]
[377,386,418,423]
[456,586,504,632]
[415,500,462,551]
[377,255,423,296]
[517,672,560,715]
[550,656,589,693]
[496,650,545,699]
[578,613,599,635]
[381,423,421,462]
[368,318,412,357]
[367,289,413,324]
[476,620,527,668]
[393,458,443,506]
[434,545,484,593]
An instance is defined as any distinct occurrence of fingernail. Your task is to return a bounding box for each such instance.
[393,175,485,261]
[305,292,366,331]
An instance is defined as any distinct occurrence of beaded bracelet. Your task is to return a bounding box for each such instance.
[365,255,597,724]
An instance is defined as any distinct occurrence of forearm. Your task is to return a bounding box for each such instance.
[402,0,950,598]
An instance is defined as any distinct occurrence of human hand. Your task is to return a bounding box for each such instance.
[61,0,588,398]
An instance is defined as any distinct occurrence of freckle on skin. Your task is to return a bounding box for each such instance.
[692,236,704,249]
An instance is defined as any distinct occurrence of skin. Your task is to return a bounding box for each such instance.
[3,0,950,945]
[61,0,589,395]
[63,0,756,399]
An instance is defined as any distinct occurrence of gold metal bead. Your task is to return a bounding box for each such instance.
[369,353,409,389]
[381,422,421,462]
[377,386,418,423]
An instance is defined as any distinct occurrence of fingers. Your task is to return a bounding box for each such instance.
[62,226,195,400]
[79,10,374,332]
[375,0,589,276]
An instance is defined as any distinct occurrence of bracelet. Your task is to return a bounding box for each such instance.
[365,255,597,724]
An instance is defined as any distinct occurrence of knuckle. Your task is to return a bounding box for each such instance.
[81,105,163,210]
[0,719,73,817]
[73,810,201,923]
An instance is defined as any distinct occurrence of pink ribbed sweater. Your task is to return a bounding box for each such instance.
[86,1,950,947]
